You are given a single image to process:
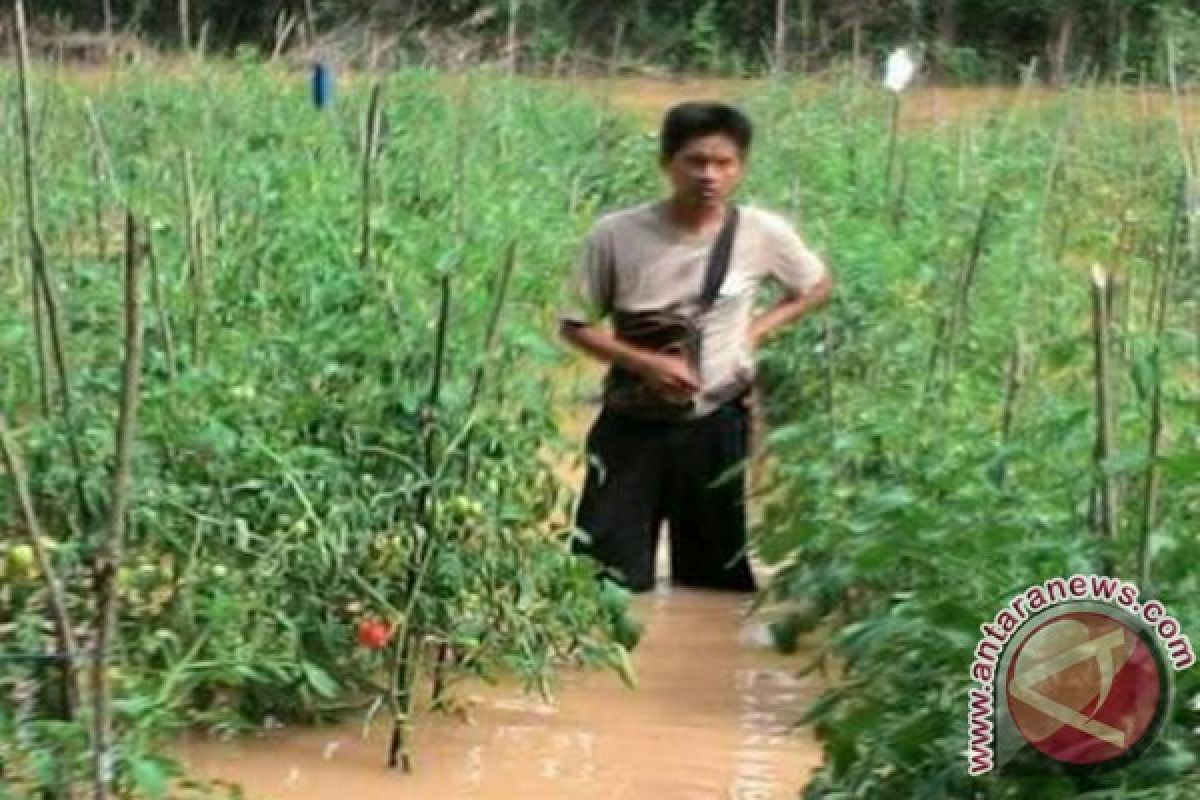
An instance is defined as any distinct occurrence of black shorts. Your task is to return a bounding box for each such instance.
[570,399,757,594]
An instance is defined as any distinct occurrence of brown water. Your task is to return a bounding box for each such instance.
[178,585,824,800]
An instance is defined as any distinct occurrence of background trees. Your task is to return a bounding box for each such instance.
[13,0,1199,81]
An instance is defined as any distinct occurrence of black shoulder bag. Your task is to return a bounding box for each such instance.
[602,206,740,421]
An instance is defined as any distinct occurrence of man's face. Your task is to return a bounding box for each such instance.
[663,133,746,210]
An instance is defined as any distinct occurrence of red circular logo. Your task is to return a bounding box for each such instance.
[1005,610,1165,766]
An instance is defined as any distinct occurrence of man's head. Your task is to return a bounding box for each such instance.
[659,102,753,211]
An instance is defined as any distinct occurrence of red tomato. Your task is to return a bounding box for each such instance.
[356,618,393,650]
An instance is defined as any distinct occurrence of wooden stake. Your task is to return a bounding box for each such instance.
[91,212,144,800]
[13,0,50,417]
[1137,349,1164,591]
[507,0,520,75]
[1138,176,1187,587]
[1000,328,1028,443]
[1091,265,1118,549]
[146,230,177,387]
[773,0,788,76]
[181,150,205,366]
[942,191,997,393]
[359,82,383,271]
[178,0,191,54]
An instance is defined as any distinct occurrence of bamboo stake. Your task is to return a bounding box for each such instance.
[8,202,19,287]
[466,243,516,419]
[1119,216,1136,360]
[1166,36,1196,182]
[84,98,121,202]
[390,270,453,772]
[1000,328,1028,443]
[359,83,383,272]
[942,191,997,394]
[12,50,82,480]
[1137,348,1164,590]
[272,12,299,61]
[1108,213,1131,352]
[196,20,209,61]
[303,0,317,46]
[13,0,50,417]
[799,0,811,74]
[91,150,106,261]
[1091,265,1118,550]
[883,92,901,202]
[92,212,144,800]
[145,230,177,387]
[1138,177,1187,587]
[822,314,835,421]
[991,328,1029,488]
[890,151,909,228]
[182,150,204,366]
[432,242,519,704]
[178,0,191,55]
[609,16,625,77]
[507,0,520,75]
[919,313,948,406]
[772,0,787,76]
[32,227,92,532]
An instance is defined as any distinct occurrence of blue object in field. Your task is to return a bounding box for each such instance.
[313,62,333,109]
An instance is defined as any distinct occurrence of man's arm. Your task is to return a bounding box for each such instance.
[748,271,834,349]
[750,210,835,348]
[557,219,701,398]
[558,321,700,397]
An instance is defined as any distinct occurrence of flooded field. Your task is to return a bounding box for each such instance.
[178,587,824,800]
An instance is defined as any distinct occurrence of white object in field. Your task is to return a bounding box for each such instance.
[884,47,917,92]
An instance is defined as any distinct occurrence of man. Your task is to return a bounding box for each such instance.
[558,101,833,594]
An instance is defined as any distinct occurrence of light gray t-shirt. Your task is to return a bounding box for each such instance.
[559,199,829,417]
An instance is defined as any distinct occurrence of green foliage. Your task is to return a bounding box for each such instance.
[0,67,650,795]
[739,79,1200,797]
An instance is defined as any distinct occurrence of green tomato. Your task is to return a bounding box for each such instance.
[7,545,35,574]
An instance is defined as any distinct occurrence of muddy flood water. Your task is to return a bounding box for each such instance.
[177,580,824,800]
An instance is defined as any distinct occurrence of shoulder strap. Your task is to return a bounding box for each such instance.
[699,205,740,310]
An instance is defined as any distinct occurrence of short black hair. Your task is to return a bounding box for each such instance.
[660,102,754,162]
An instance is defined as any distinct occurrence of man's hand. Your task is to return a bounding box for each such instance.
[748,275,834,349]
[559,321,699,399]
[633,351,700,399]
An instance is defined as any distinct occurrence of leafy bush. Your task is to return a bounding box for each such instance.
[0,65,650,795]
[742,80,1200,798]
